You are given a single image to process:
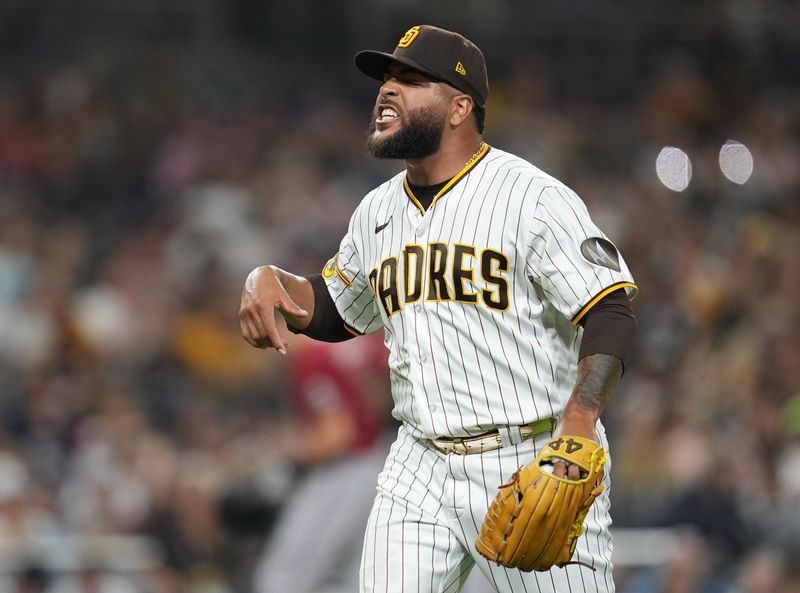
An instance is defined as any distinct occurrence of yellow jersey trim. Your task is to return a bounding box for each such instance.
[343,322,362,337]
[403,144,491,215]
[572,281,639,326]
[335,266,352,288]
[402,177,427,215]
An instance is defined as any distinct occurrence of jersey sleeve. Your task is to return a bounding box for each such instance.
[525,185,638,325]
[321,210,383,336]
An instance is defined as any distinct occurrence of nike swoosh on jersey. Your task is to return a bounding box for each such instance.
[375,217,392,233]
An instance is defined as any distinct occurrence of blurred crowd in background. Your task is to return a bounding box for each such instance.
[0,2,798,592]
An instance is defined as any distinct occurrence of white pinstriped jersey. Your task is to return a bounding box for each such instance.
[322,145,637,440]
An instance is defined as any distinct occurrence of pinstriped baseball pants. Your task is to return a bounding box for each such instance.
[359,424,615,593]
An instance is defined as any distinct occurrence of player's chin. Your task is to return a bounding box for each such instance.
[368,128,398,149]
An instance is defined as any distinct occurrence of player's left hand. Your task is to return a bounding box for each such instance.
[476,434,607,571]
[551,414,599,480]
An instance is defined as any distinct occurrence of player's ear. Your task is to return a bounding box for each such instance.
[449,94,474,127]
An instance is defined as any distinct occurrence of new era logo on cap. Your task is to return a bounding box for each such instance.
[354,25,489,108]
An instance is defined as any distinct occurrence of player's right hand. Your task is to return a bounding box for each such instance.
[239,266,308,354]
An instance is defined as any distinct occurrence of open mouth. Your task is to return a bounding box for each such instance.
[376,105,400,125]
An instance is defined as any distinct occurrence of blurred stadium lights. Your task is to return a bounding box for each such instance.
[655,146,692,192]
[719,140,754,185]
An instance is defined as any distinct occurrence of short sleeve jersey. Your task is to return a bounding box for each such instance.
[321,146,637,439]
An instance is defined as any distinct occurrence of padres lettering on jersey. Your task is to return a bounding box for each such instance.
[323,146,637,439]
[367,243,509,317]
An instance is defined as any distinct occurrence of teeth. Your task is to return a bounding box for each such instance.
[380,107,398,118]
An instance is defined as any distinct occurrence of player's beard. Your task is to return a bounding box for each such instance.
[366,105,446,160]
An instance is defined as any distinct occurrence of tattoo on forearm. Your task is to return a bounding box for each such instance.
[572,354,623,414]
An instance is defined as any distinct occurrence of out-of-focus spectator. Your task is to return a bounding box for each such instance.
[620,528,729,593]
[724,548,783,593]
[3,564,50,593]
[660,450,752,564]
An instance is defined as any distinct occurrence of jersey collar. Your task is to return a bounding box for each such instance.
[403,143,491,215]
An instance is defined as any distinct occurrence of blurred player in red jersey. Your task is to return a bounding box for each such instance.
[253,332,391,593]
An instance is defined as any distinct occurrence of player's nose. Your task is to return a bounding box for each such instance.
[379,78,400,98]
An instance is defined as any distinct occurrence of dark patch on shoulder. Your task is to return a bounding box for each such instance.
[580,237,621,272]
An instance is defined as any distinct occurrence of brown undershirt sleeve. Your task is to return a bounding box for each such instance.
[578,288,637,368]
[287,274,356,342]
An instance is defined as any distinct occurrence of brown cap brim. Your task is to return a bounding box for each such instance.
[354,50,447,86]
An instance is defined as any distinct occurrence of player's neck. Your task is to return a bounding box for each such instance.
[404,137,484,186]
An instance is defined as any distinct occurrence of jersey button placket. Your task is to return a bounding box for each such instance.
[408,321,435,435]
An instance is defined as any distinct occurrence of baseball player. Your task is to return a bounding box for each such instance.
[253,333,390,593]
[240,25,637,593]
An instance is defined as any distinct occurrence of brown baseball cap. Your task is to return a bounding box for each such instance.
[355,25,489,108]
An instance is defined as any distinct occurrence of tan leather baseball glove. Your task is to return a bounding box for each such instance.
[475,436,607,572]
